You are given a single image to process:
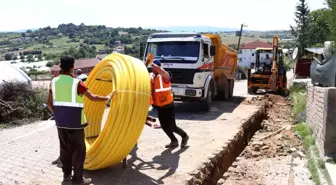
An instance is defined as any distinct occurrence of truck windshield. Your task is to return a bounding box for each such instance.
[145,41,200,63]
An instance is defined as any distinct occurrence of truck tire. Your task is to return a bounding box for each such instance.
[229,80,234,98]
[223,81,229,100]
[201,83,213,111]
[217,79,229,101]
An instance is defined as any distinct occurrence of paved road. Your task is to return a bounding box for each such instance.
[0,80,260,185]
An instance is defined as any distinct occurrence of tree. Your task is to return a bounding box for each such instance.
[290,0,310,55]
[46,61,54,67]
[307,9,331,46]
[27,54,34,62]
[4,54,12,60]
[326,0,336,45]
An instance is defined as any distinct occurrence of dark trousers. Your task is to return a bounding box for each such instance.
[156,103,187,142]
[57,128,86,180]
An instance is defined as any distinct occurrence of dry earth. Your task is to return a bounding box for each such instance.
[217,94,314,185]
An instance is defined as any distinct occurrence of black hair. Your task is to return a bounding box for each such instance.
[60,55,75,72]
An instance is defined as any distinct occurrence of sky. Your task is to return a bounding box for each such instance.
[0,0,328,32]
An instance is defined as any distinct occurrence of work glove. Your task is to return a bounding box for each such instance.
[145,53,154,66]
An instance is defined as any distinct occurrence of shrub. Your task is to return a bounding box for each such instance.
[0,82,49,126]
[46,61,54,67]
[289,83,307,118]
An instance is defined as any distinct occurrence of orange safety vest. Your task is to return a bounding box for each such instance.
[151,74,173,107]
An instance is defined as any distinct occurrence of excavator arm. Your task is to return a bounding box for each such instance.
[270,36,279,90]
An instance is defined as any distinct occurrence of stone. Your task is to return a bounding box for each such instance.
[231,162,238,168]
[261,146,269,150]
[252,152,260,157]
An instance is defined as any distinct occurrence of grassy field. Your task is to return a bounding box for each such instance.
[0,32,21,41]
[220,35,273,45]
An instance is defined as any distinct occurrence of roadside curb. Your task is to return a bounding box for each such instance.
[186,103,267,185]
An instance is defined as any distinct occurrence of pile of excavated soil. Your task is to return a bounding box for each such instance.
[218,94,313,185]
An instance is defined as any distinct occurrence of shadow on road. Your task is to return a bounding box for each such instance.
[84,143,188,185]
[148,96,246,121]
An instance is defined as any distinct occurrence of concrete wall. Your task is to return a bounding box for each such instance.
[306,83,336,157]
[238,49,255,67]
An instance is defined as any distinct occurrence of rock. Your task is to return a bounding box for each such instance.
[295,111,306,123]
[232,162,238,168]
[252,152,260,157]
[261,146,269,150]
[254,145,261,151]
[252,141,264,146]
[288,148,297,153]
[217,178,226,184]
[298,151,305,158]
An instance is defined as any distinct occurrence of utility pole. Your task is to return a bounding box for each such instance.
[139,42,144,59]
[236,24,248,51]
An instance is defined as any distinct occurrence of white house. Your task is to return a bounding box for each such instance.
[238,40,272,67]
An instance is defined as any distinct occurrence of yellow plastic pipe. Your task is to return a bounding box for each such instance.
[82,53,151,170]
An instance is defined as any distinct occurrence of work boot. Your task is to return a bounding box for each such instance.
[165,141,179,148]
[181,135,189,148]
[62,174,72,182]
[72,177,92,185]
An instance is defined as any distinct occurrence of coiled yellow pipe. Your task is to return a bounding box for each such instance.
[82,53,151,170]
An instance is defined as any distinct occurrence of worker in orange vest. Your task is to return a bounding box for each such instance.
[150,60,189,148]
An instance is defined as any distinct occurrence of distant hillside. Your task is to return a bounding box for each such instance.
[145,26,238,32]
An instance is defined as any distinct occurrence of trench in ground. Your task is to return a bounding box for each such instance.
[186,103,268,185]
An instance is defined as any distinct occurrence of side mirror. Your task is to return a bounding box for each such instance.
[210,46,216,56]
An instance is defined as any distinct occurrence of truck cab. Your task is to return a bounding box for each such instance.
[144,32,237,111]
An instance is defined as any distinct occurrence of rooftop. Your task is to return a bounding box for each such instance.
[240,40,272,49]
[50,58,100,71]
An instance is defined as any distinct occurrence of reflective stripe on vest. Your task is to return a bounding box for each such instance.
[152,75,173,107]
[155,75,172,92]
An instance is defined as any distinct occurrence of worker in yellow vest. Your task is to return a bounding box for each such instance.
[47,55,116,185]
[150,60,189,148]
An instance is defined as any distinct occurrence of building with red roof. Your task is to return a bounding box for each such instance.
[50,58,100,77]
[238,40,272,67]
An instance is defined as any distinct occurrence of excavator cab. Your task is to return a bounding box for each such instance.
[247,36,287,95]
[253,48,283,75]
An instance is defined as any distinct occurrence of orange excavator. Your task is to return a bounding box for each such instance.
[247,36,287,95]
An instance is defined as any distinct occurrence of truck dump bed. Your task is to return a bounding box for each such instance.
[202,34,238,79]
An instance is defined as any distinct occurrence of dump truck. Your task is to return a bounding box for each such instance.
[143,32,238,111]
[247,36,287,94]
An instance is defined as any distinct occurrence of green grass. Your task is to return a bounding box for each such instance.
[0,32,21,41]
[295,123,333,185]
[93,44,106,50]
[295,123,321,185]
[25,37,82,54]
[289,84,307,117]
[50,37,80,48]
[295,124,315,150]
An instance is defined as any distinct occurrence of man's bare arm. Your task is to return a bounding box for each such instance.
[83,90,110,101]
[47,91,54,114]
[152,64,170,81]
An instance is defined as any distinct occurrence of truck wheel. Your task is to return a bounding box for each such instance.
[229,80,234,98]
[201,83,212,111]
[223,81,229,100]
[217,79,229,101]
